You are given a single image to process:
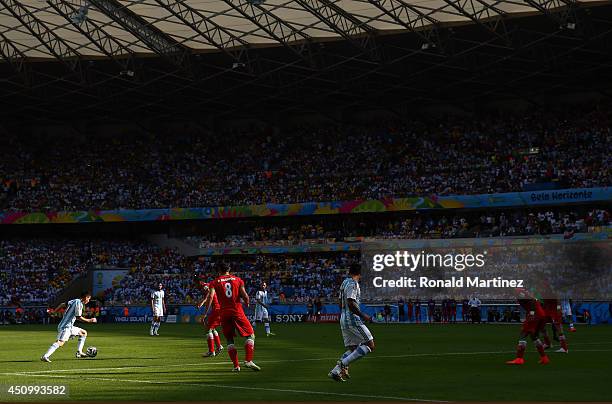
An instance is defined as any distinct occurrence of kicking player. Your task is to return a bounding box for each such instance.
[41,291,97,362]
[328,263,375,382]
[206,264,260,372]
[150,283,166,336]
[196,278,224,356]
[254,282,274,337]
[506,291,550,365]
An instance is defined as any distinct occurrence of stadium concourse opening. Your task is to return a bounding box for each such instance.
[0,0,612,403]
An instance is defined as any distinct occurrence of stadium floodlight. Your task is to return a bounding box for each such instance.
[71,3,90,25]
[421,43,436,50]
[120,70,135,77]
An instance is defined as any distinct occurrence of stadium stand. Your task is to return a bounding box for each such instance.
[187,208,610,248]
[1,110,610,212]
[1,206,608,308]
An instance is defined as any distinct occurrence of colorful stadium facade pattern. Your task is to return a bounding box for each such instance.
[1,187,609,225]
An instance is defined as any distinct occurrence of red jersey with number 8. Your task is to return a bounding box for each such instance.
[211,274,253,339]
[212,275,246,313]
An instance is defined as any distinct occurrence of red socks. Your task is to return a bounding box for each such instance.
[214,334,222,349]
[516,341,526,359]
[245,339,254,362]
[535,340,546,357]
[207,336,215,353]
[559,335,568,351]
[228,345,239,368]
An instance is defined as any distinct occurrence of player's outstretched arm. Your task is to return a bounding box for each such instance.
[197,294,208,310]
[77,316,97,324]
[347,298,371,322]
[239,285,250,307]
[203,289,215,316]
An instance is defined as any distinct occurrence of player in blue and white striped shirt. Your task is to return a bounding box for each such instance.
[41,291,97,362]
[328,263,375,382]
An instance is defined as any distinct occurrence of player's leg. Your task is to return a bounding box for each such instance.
[154,314,162,335]
[204,327,216,357]
[330,325,374,380]
[150,315,158,336]
[206,311,224,353]
[568,314,576,332]
[342,334,375,366]
[42,327,73,362]
[235,315,259,371]
[221,315,241,371]
[506,326,530,365]
[243,334,260,370]
[338,347,355,379]
[263,308,274,336]
[532,328,550,364]
[553,320,569,353]
[74,327,88,357]
[542,324,552,349]
[213,329,223,353]
[566,308,576,332]
[41,337,66,362]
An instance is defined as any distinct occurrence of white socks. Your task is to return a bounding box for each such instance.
[264,322,271,335]
[341,345,371,367]
[341,350,352,361]
[77,336,86,353]
[44,342,60,358]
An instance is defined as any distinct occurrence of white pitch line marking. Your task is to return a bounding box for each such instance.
[0,372,449,403]
[6,348,612,375]
[7,350,516,374]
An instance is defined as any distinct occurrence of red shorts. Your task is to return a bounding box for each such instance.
[221,310,254,339]
[546,311,562,325]
[521,316,546,336]
[203,308,222,329]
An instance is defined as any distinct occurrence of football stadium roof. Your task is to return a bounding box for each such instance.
[0,0,595,58]
[1,0,612,124]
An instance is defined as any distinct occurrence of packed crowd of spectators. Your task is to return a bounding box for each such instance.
[0,239,90,306]
[105,254,356,305]
[0,234,359,306]
[195,255,356,304]
[189,207,610,248]
[0,239,194,306]
[1,108,610,212]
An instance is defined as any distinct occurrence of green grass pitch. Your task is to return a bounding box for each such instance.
[0,323,611,402]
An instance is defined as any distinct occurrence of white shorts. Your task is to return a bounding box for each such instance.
[153,306,164,317]
[341,324,373,348]
[562,303,572,316]
[57,326,84,342]
[255,307,269,321]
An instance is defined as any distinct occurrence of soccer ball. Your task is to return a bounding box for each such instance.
[86,346,97,358]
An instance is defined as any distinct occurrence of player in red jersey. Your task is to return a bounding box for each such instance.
[506,290,550,365]
[195,276,224,357]
[541,298,569,353]
[204,264,260,372]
